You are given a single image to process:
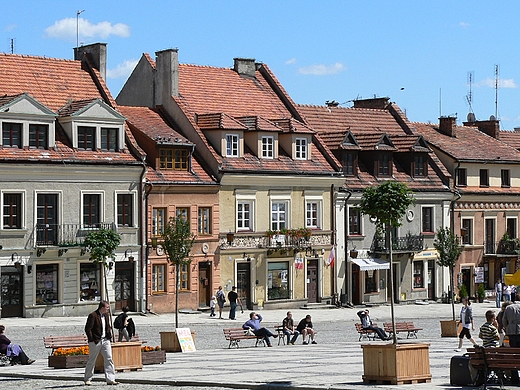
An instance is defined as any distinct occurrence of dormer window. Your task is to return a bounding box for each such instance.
[2,122,21,148]
[261,136,274,158]
[29,124,48,149]
[159,148,189,170]
[413,154,427,177]
[101,128,118,151]
[376,153,392,177]
[226,134,239,157]
[295,138,307,159]
[343,152,357,176]
[78,126,95,150]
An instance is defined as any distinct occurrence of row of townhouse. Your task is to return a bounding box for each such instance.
[2,42,520,318]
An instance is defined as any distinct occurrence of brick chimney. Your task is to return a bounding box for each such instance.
[74,43,107,80]
[463,119,500,139]
[233,58,256,78]
[353,97,389,109]
[155,48,179,106]
[439,116,457,137]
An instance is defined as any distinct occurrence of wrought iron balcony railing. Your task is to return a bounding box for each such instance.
[35,223,115,247]
[492,239,520,255]
[372,234,424,253]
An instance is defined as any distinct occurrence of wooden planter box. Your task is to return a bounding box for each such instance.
[48,354,89,369]
[440,319,458,337]
[95,341,142,372]
[160,330,196,352]
[141,350,166,365]
[361,342,431,385]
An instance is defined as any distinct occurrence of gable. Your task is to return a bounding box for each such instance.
[0,93,56,117]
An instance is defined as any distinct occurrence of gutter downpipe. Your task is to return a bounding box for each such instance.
[139,157,149,313]
[449,162,461,317]
[338,187,352,304]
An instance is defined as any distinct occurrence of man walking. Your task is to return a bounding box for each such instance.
[495,278,503,308]
[228,286,242,320]
[84,300,118,386]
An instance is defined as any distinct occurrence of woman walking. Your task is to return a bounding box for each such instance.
[455,297,477,352]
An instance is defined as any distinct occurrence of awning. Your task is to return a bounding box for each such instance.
[351,258,390,271]
[413,249,439,260]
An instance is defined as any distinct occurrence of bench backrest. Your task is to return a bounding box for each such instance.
[44,334,141,349]
[468,347,520,369]
[355,323,377,332]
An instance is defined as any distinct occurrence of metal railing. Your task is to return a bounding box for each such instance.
[35,223,115,246]
[372,234,424,253]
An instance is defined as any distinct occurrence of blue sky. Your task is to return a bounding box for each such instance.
[4,1,520,129]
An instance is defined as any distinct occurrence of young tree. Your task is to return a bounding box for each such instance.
[433,226,463,321]
[358,181,415,344]
[161,215,195,329]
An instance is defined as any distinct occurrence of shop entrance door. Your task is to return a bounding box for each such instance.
[1,266,23,317]
[307,259,318,303]
[198,263,210,307]
[237,263,251,310]
[114,262,134,311]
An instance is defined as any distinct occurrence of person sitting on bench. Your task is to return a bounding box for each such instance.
[243,312,277,347]
[357,310,390,341]
[0,324,35,365]
[297,314,317,344]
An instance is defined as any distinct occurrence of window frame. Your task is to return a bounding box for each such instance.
[77,126,96,150]
[413,260,424,289]
[501,169,511,188]
[295,138,307,160]
[2,122,22,148]
[271,201,288,231]
[82,193,101,228]
[117,193,134,227]
[305,200,321,229]
[267,261,290,300]
[457,168,467,186]
[101,127,118,151]
[176,207,190,225]
[461,218,473,245]
[159,148,189,170]
[35,263,59,305]
[413,154,427,177]
[2,192,23,229]
[349,207,362,235]
[506,217,517,239]
[364,270,379,293]
[261,136,274,159]
[237,201,253,231]
[179,263,190,291]
[480,169,489,187]
[376,153,392,177]
[29,123,48,149]
[152,263,166,293]
[198,207,211,235]
[226,134,239,157]
[79,262,101,302]
[421,206,434,233]
[152,207,167,236]
[343,152,357,176]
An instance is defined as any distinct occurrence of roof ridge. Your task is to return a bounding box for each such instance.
[0,52,78,62]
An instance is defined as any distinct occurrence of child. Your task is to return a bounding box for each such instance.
[479,309,500,348]
[210,295,216,317]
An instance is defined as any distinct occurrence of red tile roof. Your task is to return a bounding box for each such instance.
[499,130,520,151]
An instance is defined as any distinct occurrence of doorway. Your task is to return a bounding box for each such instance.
[1,266,23,317]
[352,264,361,305]
[237,262,251,310]
[198,262,210,307]
[427,260,436,300]
[114,262,134,311]
[307,259,318,303]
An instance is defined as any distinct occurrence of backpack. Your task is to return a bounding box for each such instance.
[114,313,125,330]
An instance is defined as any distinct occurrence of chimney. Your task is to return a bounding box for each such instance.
[463,118,500,139]
[353,97,390,110]
[439,116,457,137]
[233,58,256,78]
[74,43,107,80]
[155,48,179,106]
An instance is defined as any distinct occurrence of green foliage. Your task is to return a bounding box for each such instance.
[358,181,415,229]
[161,216,195,265]
[477,283,486,298]
[434,227,463,269]
[458,284,468,299]
[83,228,121,269]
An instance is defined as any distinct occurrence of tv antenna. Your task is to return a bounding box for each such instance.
[494,64,499,119]
[76,10,85,48]
[466,71,476,122]
[10,38,14,54]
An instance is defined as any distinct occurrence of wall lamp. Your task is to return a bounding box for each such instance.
[37,248,46,257]
[27,265,32,274]
[227,232,235,245]
[11,252,20,268]
[58,248,68,257]
[125,249,135,263]
[243,253,251,262]
[151,237,158,249]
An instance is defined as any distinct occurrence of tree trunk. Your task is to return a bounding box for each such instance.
[175,263,180,329]
[387,227,397,344]
[450,266,456,321]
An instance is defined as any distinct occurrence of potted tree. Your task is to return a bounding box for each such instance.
[358,181,431,385]
[477,283,485,303]
[159,216,195,352]
[434,227,463,337]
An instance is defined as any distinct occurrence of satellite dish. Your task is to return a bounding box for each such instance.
[490,115,496,121]
[467,112,476,122]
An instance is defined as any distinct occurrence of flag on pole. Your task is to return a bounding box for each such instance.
[326,246,335,267]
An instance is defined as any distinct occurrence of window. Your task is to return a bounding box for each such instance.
[480,169,489,187]
[422,207,434,233]
[101,127,118,151]
[198,207,211,235]
[79,263,101,301]
[180,264,189,291]
[152,264,166,293]
[349,207,361,235]
[271,202,287,230]
[457,168,467,186]
[159,148,189,170]
[365,270,378,293]
[117,194,133,227]
[295,138,307,159]
[237,201,252,231]
[35,264,59,305]
[3,193,22,229]
[413,261,424,288]
[176,207,189,223]
[413,154,427,177]
[261,136,274,158]
[507,218,517,239]
[29,124,48,149]
[152,208,166,235]
[501,169,511,187]
[83,194,101,227]
[376,154,391,177]
[462,218,473,245]
[78,126,95,150]
[343,152,357,176]
[305,201,320,229]
[226,134,239,157]
[268,262,289,300]
[2,122,21,148]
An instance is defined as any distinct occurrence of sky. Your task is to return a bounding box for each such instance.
[3,1,520,130]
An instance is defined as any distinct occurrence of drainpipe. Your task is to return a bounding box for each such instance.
[339,188,352,304]
[139,157,149,314]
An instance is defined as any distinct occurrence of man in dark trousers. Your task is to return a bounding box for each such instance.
[357,309,390,341]
[84,300,118,386]
[228,286,242,320]
[503,302,520,384]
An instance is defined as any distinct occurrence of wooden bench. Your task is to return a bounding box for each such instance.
[355,323,378,341]
[383,321,422,339]
[223,328,266,348]
[44,334,143,354]
[468,346,520,389]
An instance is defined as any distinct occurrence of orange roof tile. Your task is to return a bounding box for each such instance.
[500,130,520,151]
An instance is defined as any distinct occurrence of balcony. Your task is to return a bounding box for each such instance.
[35,223,115,247]
[372,234,424,253]
[489,239,520,256]
[219,229,332,251]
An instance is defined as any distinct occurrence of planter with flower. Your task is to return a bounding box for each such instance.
[141,346,166,365]
[48,346,90,369]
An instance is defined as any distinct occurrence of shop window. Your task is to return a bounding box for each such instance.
[365,270,378,293]
[413,261,424,288]
[36,264,59,305]
[152,264,165,293]
[268,262,290,300]
[79,263,101,301]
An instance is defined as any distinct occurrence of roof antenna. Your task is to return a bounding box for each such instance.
[439,87,442,118]
[10,38,14,54]
[466,71,476,122]
[494,64,499,120]
[76,10,85,49]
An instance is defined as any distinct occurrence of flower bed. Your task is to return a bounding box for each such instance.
[141,347,166,365]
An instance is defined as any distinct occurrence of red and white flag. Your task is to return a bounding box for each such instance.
[326,246,335,267]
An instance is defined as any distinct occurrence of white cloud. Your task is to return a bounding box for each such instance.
[459,22,470,28]
[479,77,518,89]
[45,18,130,41]
[298,62,345,75]
[5,24,16,32]
[107,59,138,79]
[285,58,296,65]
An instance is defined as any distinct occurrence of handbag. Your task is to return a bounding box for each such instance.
[245,328,255,336]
